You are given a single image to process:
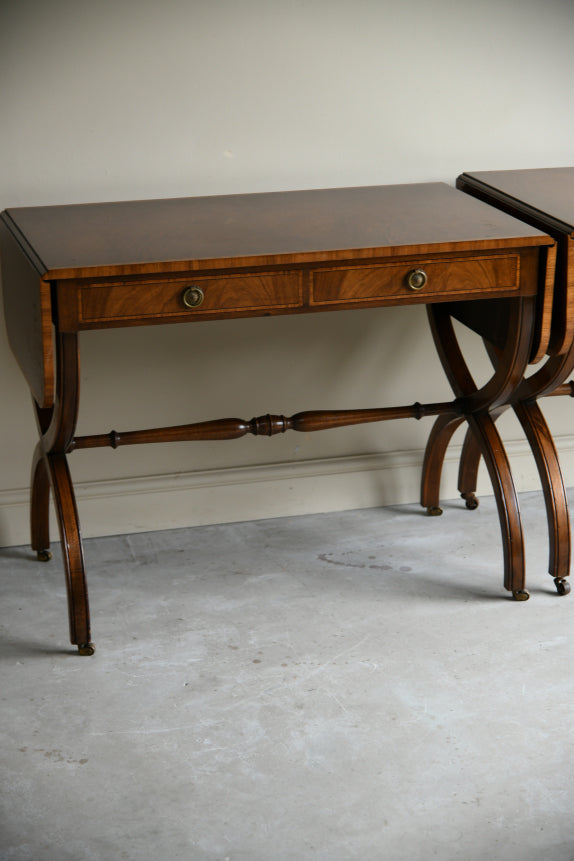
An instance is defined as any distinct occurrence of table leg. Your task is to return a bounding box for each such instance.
[424,299,534,598]
[457,403,571,594]
[31,331,93,654]
[452,327,573,595]
[421,420,483,513]
[46,451,92,651]
[420,412,465,515]
[513,400,571,594]
[31,442,51,561]
[457,424,483,511]
[424,409,526,596]
[464,411,527,598]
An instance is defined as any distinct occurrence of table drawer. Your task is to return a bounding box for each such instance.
[75,270,303,327]
[310,255,520,306]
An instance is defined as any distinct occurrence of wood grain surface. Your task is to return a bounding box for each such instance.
[2,183,550,280]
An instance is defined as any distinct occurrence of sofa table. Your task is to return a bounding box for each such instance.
[0,183,557,653]
[455,168,574,599]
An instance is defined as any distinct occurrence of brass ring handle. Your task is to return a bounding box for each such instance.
[182,286,205,309]
[406,269,428,291]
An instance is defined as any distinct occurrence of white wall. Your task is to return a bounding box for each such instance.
[1,0,574,545]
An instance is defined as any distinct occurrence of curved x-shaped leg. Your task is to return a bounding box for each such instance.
[457,340,571,595]
[30,331,93,654]
[422,299,535,598]
[464,412,527,598]
[427,409,527,597]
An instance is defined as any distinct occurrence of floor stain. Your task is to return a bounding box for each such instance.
[36,749,88,765]
[318,552,391,571]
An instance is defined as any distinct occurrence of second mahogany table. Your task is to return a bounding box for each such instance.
[455,168,574,600]
[0,183,557,653]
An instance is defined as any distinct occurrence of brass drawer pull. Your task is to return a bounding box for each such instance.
[182,285,205,308]
[406,269,428,291]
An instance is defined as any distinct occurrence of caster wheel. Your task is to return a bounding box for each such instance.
[462,492,479,510]
[77,642,96,656]
[554,578,571,596]
[36,550,52,562]
[427,506,443,517]
[512,589,530,601]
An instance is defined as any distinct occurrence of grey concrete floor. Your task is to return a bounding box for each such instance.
[1,490,574,861]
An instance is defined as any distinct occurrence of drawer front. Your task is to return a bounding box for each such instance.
[310,255,520,306]
[76,270,303,327]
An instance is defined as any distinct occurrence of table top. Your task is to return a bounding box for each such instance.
[1,182,549,280]
[0,181,555,411]
[458,168,574,358]
[459,168,574,237]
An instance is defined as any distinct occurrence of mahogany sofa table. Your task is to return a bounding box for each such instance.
[0,183,557,654]
[455,168,574,599]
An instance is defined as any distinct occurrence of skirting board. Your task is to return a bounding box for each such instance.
[1,434,573,548]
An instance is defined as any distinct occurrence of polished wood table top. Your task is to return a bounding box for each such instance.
[458,168,574,236]
[0,182,558,652]
[2,182,550,276]
[458,168,574,357]
[1,183,551,410]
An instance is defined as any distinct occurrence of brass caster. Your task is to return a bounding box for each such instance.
[36,549,52,562]
[554,577,571,596]
[427,506,443,517]
[462,492,479,510]
[77,642,96,656]
[512,589,530,602]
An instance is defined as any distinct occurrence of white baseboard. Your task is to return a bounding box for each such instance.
[1,434,573,548]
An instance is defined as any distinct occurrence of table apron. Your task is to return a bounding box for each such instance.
[54,251,531,332]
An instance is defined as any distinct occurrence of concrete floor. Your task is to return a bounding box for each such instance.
[1,490,574,861]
